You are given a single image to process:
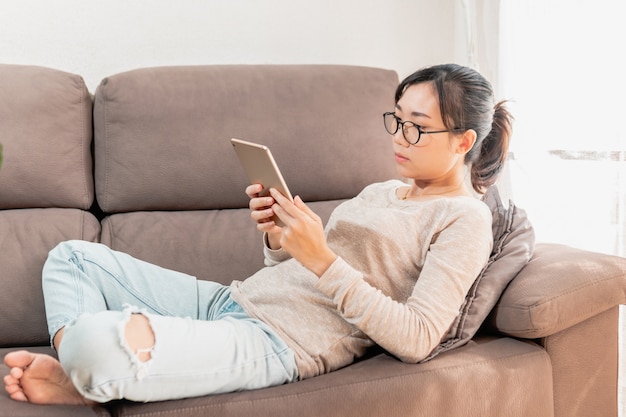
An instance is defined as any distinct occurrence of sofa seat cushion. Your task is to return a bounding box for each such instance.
[103,336,552,417]
[490,243,626,337]
[0,346,110,417]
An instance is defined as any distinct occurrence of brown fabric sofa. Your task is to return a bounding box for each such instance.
[1,63,625,417]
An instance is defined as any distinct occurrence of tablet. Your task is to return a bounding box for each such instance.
[231,138,293,225]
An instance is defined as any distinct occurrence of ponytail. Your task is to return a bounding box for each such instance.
[470,101,513,193]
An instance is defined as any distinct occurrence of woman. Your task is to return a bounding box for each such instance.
[3,63,512,405]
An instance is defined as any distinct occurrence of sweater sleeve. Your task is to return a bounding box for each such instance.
[314,204,492,363]
[262,233,292,267]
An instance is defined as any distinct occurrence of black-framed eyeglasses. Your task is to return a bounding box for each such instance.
[383,112,452,145]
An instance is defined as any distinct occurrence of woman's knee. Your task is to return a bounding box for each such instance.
[48,240,83,258]
[46,240,101,264]
[42,241,88,300]
[44,240,89,276]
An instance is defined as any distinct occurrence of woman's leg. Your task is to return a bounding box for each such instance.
[5,239,298,404]
[58,303,298,402]
[42,239,229,347]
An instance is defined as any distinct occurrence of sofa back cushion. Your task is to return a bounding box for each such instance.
[0,64,94,210]
[94,65,399,280]
[93,65,399,213]
[0,65,100,347]
[100,201,339,283]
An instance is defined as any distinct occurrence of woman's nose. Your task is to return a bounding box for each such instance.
[392,130,409,148]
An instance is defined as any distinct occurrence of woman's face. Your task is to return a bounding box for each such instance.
[392,82,466,185]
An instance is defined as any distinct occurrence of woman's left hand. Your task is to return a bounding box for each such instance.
[269,188,337,277]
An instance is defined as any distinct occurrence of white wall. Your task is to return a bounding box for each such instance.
[0,0,459,92]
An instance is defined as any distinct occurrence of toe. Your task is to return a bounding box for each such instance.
[5,382,20,395]
[4,373,18,385]
[9,390,28,402]
[10,366,25,380]
[4,350,35,369]
[5,378,27,402]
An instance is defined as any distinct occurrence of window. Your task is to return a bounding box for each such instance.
[498,0,626,256]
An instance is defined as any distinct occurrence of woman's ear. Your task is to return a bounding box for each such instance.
[457,129,477,154]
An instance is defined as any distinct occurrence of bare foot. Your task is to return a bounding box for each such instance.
[3,350,95,405]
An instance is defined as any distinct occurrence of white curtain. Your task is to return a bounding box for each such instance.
[497,0,626,257]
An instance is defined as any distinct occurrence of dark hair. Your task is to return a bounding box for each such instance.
[395,64,513,194]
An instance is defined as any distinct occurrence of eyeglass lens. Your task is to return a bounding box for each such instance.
[384,113,420,144]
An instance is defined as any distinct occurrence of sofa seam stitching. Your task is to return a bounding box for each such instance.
[500,299,622,335]
[506,272,626,310]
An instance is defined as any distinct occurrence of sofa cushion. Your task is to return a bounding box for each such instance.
[490,243,626,337]
[0,209,100,347]
[92,65,399,213]
[424,186,535,360]
[99,337,551,417]
[0,64,94,210]
[99,201,341,283]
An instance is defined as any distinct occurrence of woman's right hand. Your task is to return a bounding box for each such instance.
[246,184,282,249]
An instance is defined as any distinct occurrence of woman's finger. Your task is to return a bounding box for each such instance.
[245,183,263,198]
[249,196,274,211]
[294,196,321,223]
[269,188,300,216]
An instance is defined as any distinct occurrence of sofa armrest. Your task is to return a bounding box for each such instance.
[489,243,626,338]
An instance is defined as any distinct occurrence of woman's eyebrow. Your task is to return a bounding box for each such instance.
[395,104,432,119]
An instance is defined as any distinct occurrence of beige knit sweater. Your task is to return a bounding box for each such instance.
[230,179,493,380]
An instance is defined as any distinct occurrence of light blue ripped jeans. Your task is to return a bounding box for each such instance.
[42,240,299,403]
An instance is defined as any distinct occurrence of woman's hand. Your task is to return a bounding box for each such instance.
[246,184,282,249]
[269,188,337,277]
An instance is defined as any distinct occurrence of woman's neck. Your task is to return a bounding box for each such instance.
[402,180,472,200]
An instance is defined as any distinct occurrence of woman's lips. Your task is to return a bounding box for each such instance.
[395,152,409,163]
